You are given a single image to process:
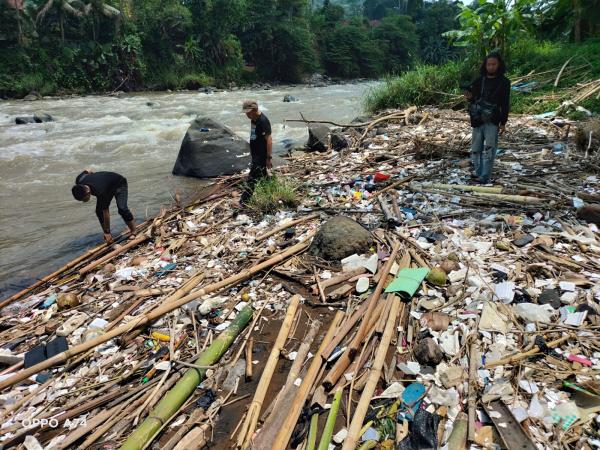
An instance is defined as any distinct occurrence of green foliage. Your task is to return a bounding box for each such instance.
[414,0,462,64]
[364,59,472,112]
[444,0,536,61]
[247,176,299,214]
[372,14,418,73]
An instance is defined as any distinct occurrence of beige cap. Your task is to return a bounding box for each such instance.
[242,99,258,112]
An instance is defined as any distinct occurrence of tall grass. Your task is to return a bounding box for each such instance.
[365,38,600,115]
[246,176,299,214]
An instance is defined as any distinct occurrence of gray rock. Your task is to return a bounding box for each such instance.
[33,112,53,123]
[15,116,36,124]
[172,117,250,178]
[309,216,374,261]
[330,132,348,151]
[23,92,40,101]
[283,95,298,102]
[306,124,330,152]
[414,337,444,366]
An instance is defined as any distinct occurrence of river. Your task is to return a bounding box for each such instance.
[0,82,375,298]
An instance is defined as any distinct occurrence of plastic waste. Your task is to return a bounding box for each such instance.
[513,303,556,323]
[82,318,109,342]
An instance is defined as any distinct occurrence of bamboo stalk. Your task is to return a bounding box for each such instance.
[255,213,319,241]
[306,413,319,450]
[468,341,478,442]
[271,311,344,450]
[311,267,366,293]
[172,423,211,450]
[317,389,343,450]
[484,334,572,368]
[0,237,311,391]
[342,295,400,450]
[162,409,206,450]
[237,295,301,449]
[245,337,254,382]
[79,234,149,275]
[347,242,400,357]
[120,306,253,450]
[412,182,503,194]
[471,192,544,204]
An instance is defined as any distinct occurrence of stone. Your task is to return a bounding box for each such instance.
[283,95,298,102]
[577,204,600,225]
[23,92,40,101]
[414,337,444,366]
[172,117,251,178]
[306,124,330,152]
[309,216,374,261]
[330,132,348,151]
[15,116,36,124]
[33,112,53,123]
[574,118,600,153]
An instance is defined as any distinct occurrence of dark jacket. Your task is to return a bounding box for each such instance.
[468,75,511,127]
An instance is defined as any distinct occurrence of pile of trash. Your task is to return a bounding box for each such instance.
[0,107,599,450]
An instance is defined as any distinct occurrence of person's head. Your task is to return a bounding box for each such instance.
[480,52,506,77]
[72,184,91,202]
[242,99,260,120]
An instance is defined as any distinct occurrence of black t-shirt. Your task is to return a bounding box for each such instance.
[76,171,126,211]
[468,75,511,127]
[249,113,271,166]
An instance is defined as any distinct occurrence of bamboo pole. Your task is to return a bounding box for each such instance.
[245,337,254,382]
[311,267,366,293]
[342,295,401,450]
[412,182,503,194]
[271,311,344,450]
[79,234,149,275]
[468,341,478,442]
[120,306,253,450]
[306,413,319,450]
[255,213,319,241]
[348,242,400,357]
[0,237,312,391]
[317,389,343,450]
[237,295,301,449]
[484,334,572,368]
[172,423,211,450]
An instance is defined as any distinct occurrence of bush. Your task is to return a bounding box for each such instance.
[246,176,299,214]
[364,60,472,112]
[178,73,214,90]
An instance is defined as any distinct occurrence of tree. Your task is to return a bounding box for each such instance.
[371,14,418,72]
[534,0,600,42]
[443,0,536,61]
[36,0,84,41]
[363,0,399,20]
[414,0,461,64]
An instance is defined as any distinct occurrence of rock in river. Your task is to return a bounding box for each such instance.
[172,117,250,178]
[306,124,330,152]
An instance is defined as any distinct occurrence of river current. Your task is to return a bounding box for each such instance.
[0,82,375,297]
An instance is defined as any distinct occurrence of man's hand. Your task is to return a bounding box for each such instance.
[103,232,114,244]
[499,124,506,134]
[266,158,273,170]
[463,90,473,100]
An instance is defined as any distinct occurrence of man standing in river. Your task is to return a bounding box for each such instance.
[241,99,272,205]
[71,169,136,244]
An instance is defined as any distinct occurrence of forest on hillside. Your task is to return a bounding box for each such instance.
[0,0,599,98]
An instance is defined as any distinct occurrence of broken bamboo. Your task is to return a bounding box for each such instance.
[79,234,150,275]
[342,295,401,450]
[237,295,301,449]
[0,237,312,391]
[120,305,253,450]
[255,213,318,241]
[270,311,344,450]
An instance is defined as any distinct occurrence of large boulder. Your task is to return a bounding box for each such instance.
[309,216,374,261]
[330,132,348,151]
[306,124,330,152]
[15,116,36,124]
[15,112,54,125]
[172,117,250,178]
[283,95,298,102]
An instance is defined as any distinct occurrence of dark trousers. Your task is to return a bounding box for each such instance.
[115,183,134,222]
[240,164,268,204]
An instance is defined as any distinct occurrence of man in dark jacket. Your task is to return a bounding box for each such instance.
[241,99,272,204]
[71,169,136,244]
[463,52,511,184]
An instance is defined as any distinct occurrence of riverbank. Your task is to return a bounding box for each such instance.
[1,108,599,449]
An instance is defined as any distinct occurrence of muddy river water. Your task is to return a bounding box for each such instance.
[0,82,375,297]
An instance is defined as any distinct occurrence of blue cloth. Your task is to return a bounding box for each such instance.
[471,123,499,183]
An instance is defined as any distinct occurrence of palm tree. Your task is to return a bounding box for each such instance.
[83,0,120,40]
[36,0,85,41]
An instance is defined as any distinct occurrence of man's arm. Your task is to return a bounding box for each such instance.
[96,204,113,244]
[266,135,273,169]
[499,78,511,133]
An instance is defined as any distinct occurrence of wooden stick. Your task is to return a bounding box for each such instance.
[255,213,319,241]
[311,267,366,293]
[0,236,313,391]
[484,334,573,368]
[245,337,254,382]
[468,341,478,442]
[271,311,344,450]
[412,182,503,194]
[78,234,149,275]
[313,266,327,303]
[342,295,401,450]
[471,192,544,204]
[347,242,400,357]
[237,295,301,449]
